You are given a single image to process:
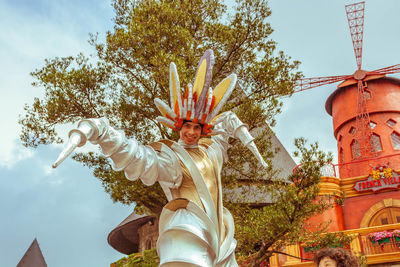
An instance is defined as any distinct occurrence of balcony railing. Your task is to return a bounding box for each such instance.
[279,223,400,266]
[292,152,400,179]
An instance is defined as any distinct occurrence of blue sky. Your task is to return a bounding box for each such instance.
[0,0,399,266]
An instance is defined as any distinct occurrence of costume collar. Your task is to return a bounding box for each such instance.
[178,138,198,149]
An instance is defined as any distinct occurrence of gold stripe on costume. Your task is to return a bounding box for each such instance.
[199,137,213,148]
[169,159,205,212]
[170,142,220,239]
[164,198,189,211]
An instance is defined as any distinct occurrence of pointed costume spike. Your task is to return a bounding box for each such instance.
[200,114,207,125]
[204,87,213,114]
[156,116,180,131]
[179,88,184,118]
[209,96,216,113]
[193,50,215,118]
[154,98,177,121]
[183,98,187,119]
[154,49,238,136]
[206,73,237,123]
[169,62,182,118]
[209,112,228,126]
[198,110,204,123]
[187,83,193,120]
[191,100,195,120]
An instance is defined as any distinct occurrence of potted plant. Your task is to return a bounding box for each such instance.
[368,231,392,244]
[301,232,352,252]
[393,230,400,242]
[303,244,320,252]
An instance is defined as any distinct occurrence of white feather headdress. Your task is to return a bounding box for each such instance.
[154,49,237,135]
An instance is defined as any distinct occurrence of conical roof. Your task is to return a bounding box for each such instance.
[17,238,47,267]
[108,211,155,255]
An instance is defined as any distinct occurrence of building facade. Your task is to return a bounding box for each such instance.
[276,77,400,266]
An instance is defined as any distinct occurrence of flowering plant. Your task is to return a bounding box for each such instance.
[371,169,381,180]
[384,167,393,178]
[393,230,400,238]
[368,231,392,243]
[301,232,352,251]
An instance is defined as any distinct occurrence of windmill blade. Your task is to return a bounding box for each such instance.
[294,74,352,93]
[345,1,365,70]
[367,64,400,76]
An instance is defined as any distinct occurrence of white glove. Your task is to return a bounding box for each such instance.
[52,118,107,168]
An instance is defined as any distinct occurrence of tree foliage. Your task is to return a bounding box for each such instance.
[230,138,334,266]
[19,0,341,264]
[20,0,301,215]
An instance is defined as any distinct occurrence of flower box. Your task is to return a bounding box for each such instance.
[378,237,390,244]
[368,230,393,244]
[304,246,319,252]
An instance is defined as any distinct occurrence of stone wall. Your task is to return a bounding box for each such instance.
[138,218,159,252]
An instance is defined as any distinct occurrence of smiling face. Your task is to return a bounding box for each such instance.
[180,122,202,145]
[319,257,337,267]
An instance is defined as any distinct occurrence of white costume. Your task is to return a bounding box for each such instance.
[53,50,267,266]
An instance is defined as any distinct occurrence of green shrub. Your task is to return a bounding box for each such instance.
[111,248,159,267]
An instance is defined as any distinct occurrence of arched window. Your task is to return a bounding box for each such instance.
[145,239,152,250]
[363,89,371,100]
[369,121,376,129]
[370,133,382,152]
[369,207,400,227]
[349,126,356,135]
[351,140,360,159]
[387,119,396,127]
[391,132,400,149]
[339,147,344,163]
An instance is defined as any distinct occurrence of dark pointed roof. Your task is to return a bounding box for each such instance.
[17,238,47,267]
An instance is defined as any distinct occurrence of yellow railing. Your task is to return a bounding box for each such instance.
[276,223,400,267]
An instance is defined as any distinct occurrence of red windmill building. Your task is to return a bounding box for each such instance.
[295,1,400,178]
[273,3,400,266]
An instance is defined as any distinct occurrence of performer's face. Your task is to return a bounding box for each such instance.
[180,122,202,145]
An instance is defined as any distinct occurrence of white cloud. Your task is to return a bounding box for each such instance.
[0,141,34,169]
[0,0,111,167]
[43,165,56,176]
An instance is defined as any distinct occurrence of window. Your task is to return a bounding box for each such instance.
[351,140,360,159]
[369,121,376,129]
[145,239,152,250]
[370,134,382,152]
[340,148,344,163]
[387,119,396,127]
[391,132,400,149]
[369,207,400,227]
[349,126,356,135]
[363,90,371,100]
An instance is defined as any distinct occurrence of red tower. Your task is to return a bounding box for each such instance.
[294,1,400,178]
[326,77,400,178]
[278,3,400,266]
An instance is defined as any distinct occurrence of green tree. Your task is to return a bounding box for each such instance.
[19,0,337,264]
[232,138,335,266]
[20,0,301,214]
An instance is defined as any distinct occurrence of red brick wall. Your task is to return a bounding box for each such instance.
[342,190,400,229]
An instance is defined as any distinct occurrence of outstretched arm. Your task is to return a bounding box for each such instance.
[53,118,182,188]
[210,111,268,168]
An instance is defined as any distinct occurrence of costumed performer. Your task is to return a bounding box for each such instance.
[53,49,268,267]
